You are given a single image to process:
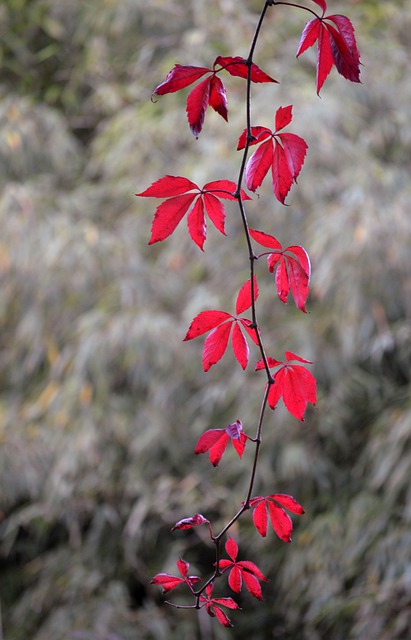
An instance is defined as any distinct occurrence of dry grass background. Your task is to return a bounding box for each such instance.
[0,1,410,638]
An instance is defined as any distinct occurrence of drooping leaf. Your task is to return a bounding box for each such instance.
[297,8,361,94]
[245,139,273,192]
[199,582,240,627]
[184,310,233,340]
[149,194,197,244]
[137,175,198,197]
[311,0,327,14]
[184,296,258,371]
[239,106,307,203]
[249,494,305,542]
[187,196,207,249]
[275,104,293,131]
[231,322,249,370]
[195,420,247,466]
[153,56,275,135]
[151,558,201,594]
[187,76,212,137]
[150,572,185,593]
[214,55,277,83]
[236,276,259,315]
[250,229,311,311]
[152,64,211,95]
[137,176,250,249]
[171,513,209,531]
[220,537,268,600]
[208,74,228,121]
[255,351,316,420]
[203,322,232,371]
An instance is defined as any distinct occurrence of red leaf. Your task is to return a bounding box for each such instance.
[257,353,316,420]
[249,228,282,251]
[237,560,268,583]
[269,364,317,420]
[187,76,212,136]
[137,176,249,247]
[221,538,267,600]
[214,56,276,83]
[149,193,197,244]
[311,0,327,13]
[187,196,206,250]
[296,18,321,58]
[195,420,247,466]
[270,493,305,515]
[151,573,184,593]
[275,258,289,305]
[228,565,242,593]
[287,256,310,312]
[195,429,229,466]
[202,322,232,371]
[297,10,360,94]
[267,501,293,543]
[176,558,189,578]
[250,230,310,311]
[203,179,250,201]
[245,139,273,192]
[285,350,313,364]
[243,107,307,202]
[327,19,361,83]
[328,15,360,68]
[316,22,334,94]
[184,310,233,340]
[275,105,293,132]
[287,245,311,280]
[151,558,201,594]
[255,356,282,371]
[278,132,308,183]
[203,193,226,236]
[237,126,272,151]
[231,322,249,369]
[225,537,238,561]
[272,142,293,204]
[199,583,239,628]
[249,495,304,542]
[213,606,234,627]
[241,571,263,600]
[171,513,209,531]
[211,597,240,610]
[152,64,211,96]
[208,75,228,121]
[252,500,268,537]
[239,318,260,347]
[137,175,198,198]
[236,276,259,315]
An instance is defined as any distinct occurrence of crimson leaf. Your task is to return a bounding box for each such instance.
[153,57,276,136]
[184,280,259,370]
[171,513,210,531]
[199,582,240,627]
[255,351,317,420]
[151,558,201,594]
[249,494,305,542]
[237,106,307,203]
[195,419,248,466]
[296,5,361,94]
[136,176,250,250]
[219,537,268,600]
[249,228,311,312]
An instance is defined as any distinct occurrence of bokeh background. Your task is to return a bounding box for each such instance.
[1,0,410,638]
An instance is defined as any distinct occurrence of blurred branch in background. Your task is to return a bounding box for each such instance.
[0,1,410,639]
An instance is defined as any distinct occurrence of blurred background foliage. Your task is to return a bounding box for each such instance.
[0,0,410,638]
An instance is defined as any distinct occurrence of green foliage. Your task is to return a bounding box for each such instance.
[1,1,411,638]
